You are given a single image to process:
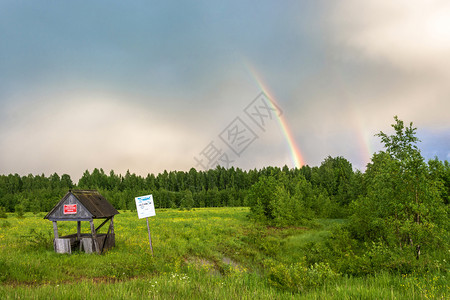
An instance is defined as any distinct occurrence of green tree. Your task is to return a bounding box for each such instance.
[247,174,317,226]
[78,170,92,188]
[49,173,60,189]
[428,158,450,205]
[349,116,448,259]
[180,190,194,210]
[311,156,354,211]
[246,176,279,222]
[30,198,41,214]
[60,174,73,188]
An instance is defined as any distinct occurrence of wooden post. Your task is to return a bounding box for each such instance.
[95,217,111,232]
[146,217,154,256]
[53,221,59,238]
[77,221,82,251]
[110,216,114,235]
[110,216,115,248]
[77,221,81,239]
[90,220,100,254]
[101,218,113,254]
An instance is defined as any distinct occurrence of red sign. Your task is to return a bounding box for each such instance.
[64,204,77,214]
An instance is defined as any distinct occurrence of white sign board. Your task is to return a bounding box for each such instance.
[135,194,156,219]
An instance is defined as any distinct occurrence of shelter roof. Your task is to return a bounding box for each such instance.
[44,190,119,220]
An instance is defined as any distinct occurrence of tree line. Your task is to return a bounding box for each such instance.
[0,117,448,222]
[0,155,367,215]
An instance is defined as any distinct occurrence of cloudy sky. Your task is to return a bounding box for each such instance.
[1,0,449,180]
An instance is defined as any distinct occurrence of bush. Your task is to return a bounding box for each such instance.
[303,224,438,276]
[14,204,24,218]
[20,228,53,250]
[266,259,340,292]
[0,259,10,282]
[246,175,317,226]
[0,206,7,218]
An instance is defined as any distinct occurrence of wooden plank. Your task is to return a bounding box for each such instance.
[110,216,114,235]
[53,221,59,239]
[46,194,93,220]
[90,220,101,254]
[95,217,111,232]
[54,238,71,254]
[101,220,112,254]
[104,234,115,250]
[80,238,94,254]
[77,221,81,239]
[109,217,115,248]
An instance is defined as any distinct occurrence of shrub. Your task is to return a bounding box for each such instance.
[246,175,316,226]
[0,206,7,218]
[266,259,340,292]
[14,204,24,218]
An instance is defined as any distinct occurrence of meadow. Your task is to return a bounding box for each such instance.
[1,208,448,299]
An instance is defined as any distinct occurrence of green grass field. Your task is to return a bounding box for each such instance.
[0,208,447,299]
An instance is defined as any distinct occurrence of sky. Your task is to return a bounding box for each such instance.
[1,0,449,181]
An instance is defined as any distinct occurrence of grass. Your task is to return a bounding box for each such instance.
[0,208,448,299]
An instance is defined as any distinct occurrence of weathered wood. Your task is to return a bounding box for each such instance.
[54,238,71,254]
[77,221,81,239]
[110,217,114,235]
[109,217,115,248]
[53,221,59,238]
[45,193,93,221]
[45,190,119,254]
[90,220,101,254]
[80,237,94,253]
[104,234,115,250]
[101,220,112,254]
[81,235,107,254]
[95,217,111,232]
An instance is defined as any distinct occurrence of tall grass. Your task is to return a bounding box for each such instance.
[0,209,447,299]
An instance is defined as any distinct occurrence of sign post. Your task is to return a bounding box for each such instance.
[135,194,156,255]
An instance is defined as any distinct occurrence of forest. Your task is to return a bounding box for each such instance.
[0,156,360,215]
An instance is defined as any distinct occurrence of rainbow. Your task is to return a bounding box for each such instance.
[352,109,377,169]
[243,63,305,168]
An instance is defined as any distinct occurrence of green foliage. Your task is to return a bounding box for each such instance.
[428,158,450,205]
[0,259,10,283]
[29,198,40,215]
[310,156,357,217]
[349,116,449,257]
[180,190,194,210]
[14,203,24,218]
[303,222,449,278]
[20,228,53,250]
[0,206,7,218]
[247,173,334,226]
[266,259,340,293]
[0,220,11,228]
[246,175,317,226]
[246,175,279,222]
[0,159,361,213]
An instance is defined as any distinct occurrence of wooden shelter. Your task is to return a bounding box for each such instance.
[44,190,119,254]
